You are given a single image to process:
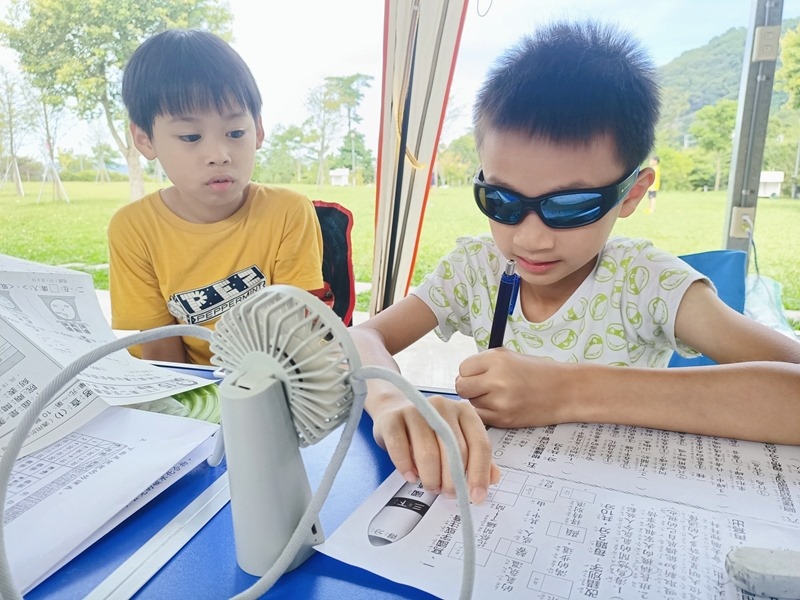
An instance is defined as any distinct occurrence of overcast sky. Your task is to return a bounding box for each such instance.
[232,0,800,152]
[3,0,800,156]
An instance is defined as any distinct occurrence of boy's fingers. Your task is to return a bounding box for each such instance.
[458,410,495,504]
[490,462,501,484]
[380,419,419,484]
[436,420,469,499]
[406,412,444,493]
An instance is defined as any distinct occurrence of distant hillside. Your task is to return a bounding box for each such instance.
[657,17,800,138]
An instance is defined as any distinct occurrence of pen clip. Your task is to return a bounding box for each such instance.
[508,275,520,315]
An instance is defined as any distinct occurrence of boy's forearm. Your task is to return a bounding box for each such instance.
[349,326,411,418]
[567,362,800,445]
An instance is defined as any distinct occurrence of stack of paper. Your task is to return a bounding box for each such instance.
[0,255,218,593]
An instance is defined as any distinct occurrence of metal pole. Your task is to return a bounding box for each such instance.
[723,0,783,260]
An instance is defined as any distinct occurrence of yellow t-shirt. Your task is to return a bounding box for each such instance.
[108,183,323,364]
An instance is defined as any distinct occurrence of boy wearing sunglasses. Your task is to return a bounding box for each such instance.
[352,20,800,505]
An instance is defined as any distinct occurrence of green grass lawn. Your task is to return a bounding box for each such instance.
[2,180,799,311]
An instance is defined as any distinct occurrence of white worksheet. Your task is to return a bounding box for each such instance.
[24,436,218,593]
[489,423,800,525]
[5,406,217,592]
[0,256,211,407]
[319,424,800,599]
[0,255,214,458]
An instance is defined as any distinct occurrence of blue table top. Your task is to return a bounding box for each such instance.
[26,382,447,599]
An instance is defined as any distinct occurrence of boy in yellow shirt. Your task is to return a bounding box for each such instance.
[108,30,323,364]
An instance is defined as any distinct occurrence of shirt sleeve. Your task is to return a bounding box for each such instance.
[108,211,175,331]
[617,244,713,358]
[413,236,501,342]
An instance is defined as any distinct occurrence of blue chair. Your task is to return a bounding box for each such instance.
[667,250,747,368]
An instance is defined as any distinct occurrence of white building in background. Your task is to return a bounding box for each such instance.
[758,171,784,197]
[329,168,349,186]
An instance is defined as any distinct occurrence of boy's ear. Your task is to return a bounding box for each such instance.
[130,122,157,161]
[618,167,655,218]
[255,115,265,150]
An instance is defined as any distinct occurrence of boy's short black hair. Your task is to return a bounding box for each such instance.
[122,29,262,138]
[473,21,660,172]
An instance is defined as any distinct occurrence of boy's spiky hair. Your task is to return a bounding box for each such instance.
[473,21,661,171]
[122,29,262,137]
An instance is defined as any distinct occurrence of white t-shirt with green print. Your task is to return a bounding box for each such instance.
[412,235,711,367]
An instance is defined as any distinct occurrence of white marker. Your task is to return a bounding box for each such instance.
[726,547,800,599]
[368,481,439,546]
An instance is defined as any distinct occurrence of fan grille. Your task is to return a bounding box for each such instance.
[210,285,360,447]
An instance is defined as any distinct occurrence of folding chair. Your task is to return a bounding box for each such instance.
[311,200,356,327]
[667,249,747,368]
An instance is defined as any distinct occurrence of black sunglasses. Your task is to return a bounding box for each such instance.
[474,167,640,228]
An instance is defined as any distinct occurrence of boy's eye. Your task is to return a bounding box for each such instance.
[228,130,246,139]
[179,134,201,143]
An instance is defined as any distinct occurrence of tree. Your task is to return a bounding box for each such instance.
[689,99,737,191]
[778,23,800,109]
[325,74,372,184]
[305,82,342,186]
[257,124,311,184]
[436,133,478,186]
[0,66,38,195]
[330,131,374,184]
[1,0,232,200]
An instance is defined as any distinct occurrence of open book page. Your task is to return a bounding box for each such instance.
[6,406,217,593]
[318,424,800,599]
[0,316,108,457]
[0,255,211,406]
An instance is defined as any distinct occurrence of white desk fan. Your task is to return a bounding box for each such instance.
[0,284,477,600]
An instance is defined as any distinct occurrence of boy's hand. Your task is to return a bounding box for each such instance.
[370,395,500,504]
[456,348,572,428]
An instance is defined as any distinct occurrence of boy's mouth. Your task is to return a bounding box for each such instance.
[207,176,234,191]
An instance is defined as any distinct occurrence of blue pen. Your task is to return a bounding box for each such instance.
[488,259,520,349]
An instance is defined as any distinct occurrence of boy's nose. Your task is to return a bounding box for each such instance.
[514,212,556,250]
[206,145,231,165]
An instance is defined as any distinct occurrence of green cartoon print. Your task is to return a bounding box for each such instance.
[429,286,450,309]
[487,251,500,275]
[465,264,477,286]
[551,328,579,350]
[471,296,482,318]
[610,280,624,309]
[595,256,617,282]
[659,268,688,291]
[440,260,455,280]
[648,297,668,325]
[626,266,649,295]
[474,327,490,348]
[625,301,643,329]
[589,293,609,320]
[606,323,627,351]
[583,334,604,360]
[454,283,469,308]
[519,330,545,348]
[445,312,460,331]
[563,297,588,321]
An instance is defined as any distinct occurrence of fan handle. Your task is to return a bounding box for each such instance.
[220,362,323,575]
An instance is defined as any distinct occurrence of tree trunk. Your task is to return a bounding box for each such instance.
[714,154,722,192]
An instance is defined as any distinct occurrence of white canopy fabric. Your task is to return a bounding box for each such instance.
[369,0,469,314]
